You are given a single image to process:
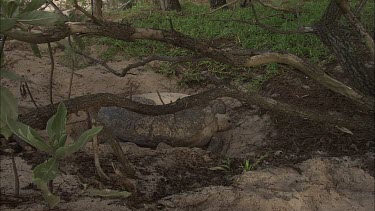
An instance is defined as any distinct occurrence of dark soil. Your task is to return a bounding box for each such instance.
[258,67,375,175]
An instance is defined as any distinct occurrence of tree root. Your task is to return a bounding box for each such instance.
[19,87,374,133]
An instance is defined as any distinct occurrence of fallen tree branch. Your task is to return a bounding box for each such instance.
[3,21,373,109]
[19,87,373,132]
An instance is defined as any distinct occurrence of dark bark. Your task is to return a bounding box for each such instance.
[92,0,103,19]
[159,0,181,11]
[19,88,373,132]
[313,1,375,97]
[210,0,227,9]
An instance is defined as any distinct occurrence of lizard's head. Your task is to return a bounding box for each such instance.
[215,114,231,132]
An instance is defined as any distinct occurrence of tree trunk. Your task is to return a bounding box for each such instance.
[313,0,375,97]
[210,0,227,9]
[92,0,103,19]
[159,0,182,11]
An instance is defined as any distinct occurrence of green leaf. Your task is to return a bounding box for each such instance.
[0,85,18,129]
[55,126,102,159]
[33,158,59,182]
[17,10,64,26]
[0,124,13,139]
[32,158,60,208]
[46,103,67,144]
[56,133,67,148]
[30,43,41,58]
[4,0,19,17]
[0,18,17,33]
[0,69,30,81]
[0,85,18,139]
[24,0,47,12]
[7,118,53,153]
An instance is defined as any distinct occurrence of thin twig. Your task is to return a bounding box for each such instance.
[47,42,54,105]
[73,50,135,76]
[119,0,134,10]
[93,129,110,180]
[354,0,368,14]
[72,0,101,24]
[47,0,66,17]
[156,90,165,105]
[75,51,206,77]
[24,82,39,109]
[67,36,75,100]
[249,2,313,34]
[11,153,20,197]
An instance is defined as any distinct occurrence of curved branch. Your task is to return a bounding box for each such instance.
[19,88,373,132]
[240,52,373,109]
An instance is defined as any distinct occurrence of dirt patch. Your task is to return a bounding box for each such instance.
[256,69,375,174]
[1,41,374,210]
[156,157,375,211]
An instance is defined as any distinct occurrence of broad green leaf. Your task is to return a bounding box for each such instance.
[4,0,19,17]
[56,133,67,148]
[7,118,53,153]
[24,0,46,12]
[0,69,30,81]
[55,126,102,159]
[32,158,60,208]
[0,124,13,139]
[33,158,59,182]
[0,85,18,128]
[87,188,131,198]
[30,43,41,58]
[17,10,64,26]
[0,18,17,33]
[46,103,67,144]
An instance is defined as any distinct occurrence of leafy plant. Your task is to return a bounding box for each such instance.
[241,155,268,172]
[6,103,102,208]
[0,0,66,33]
[0,69,28,139]
[0,69,102,208]
[209,158,232,171]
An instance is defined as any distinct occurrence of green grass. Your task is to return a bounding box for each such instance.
[91,0,374,87]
